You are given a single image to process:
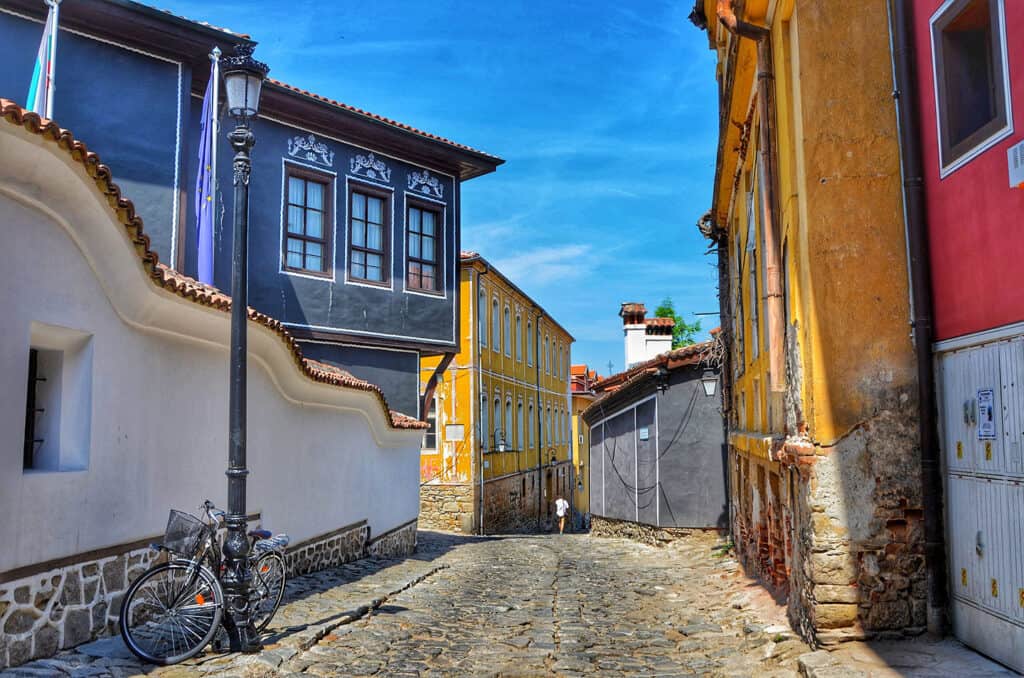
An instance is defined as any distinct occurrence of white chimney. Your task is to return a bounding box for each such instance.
[619,302,675,369]
[620,303,648,368]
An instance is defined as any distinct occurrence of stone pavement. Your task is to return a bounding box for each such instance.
[0,530,1014,677]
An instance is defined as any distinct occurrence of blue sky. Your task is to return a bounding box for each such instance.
[163,0,720,376]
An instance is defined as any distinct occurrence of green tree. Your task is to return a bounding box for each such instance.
[654,297,701,349]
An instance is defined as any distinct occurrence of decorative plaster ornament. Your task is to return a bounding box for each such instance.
[287,134,335,167]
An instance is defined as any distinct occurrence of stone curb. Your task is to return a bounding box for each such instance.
[797,649,867,678]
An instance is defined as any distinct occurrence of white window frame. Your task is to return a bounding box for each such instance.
[929,0,1013,178]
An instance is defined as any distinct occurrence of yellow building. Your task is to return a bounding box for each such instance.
[570,364,599,523]
[419,252,574,534]
[693,0,927,642]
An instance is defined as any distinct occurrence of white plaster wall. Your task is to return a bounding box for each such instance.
[645,335,672,360]
[624,324,646,368]
[0,133,420,573]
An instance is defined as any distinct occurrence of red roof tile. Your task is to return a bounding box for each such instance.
[0,98,426,431]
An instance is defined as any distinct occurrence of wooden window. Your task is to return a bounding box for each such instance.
[348,186,389,284]
[492,397,501,446]
[284,167,331,275]
[931,0,1011,172]
[544,336,549,374]
[407,203,440,291]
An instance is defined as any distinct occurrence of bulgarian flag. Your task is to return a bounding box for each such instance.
[26,1,61,118]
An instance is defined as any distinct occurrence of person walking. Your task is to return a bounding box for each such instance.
[555,495,569,535]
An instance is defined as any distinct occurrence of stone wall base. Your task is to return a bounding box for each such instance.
[590,515,715,546]
[420,483,476,533]
[0,515,418,669]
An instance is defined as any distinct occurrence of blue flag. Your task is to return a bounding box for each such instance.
[195,60,216,285]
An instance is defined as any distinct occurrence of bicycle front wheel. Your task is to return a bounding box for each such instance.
[251,551,286,632]
[119,560,223,665]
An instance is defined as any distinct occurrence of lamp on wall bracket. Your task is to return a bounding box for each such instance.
[655,365,670,393]
[701,369,718,397]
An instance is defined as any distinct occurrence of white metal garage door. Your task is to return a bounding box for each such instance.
[939,338,1024,672]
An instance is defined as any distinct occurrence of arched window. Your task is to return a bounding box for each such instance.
[491,299,500,350]
[503,306,511,355]
[528,402,535,448]
[517,400,524,450]
[545,405,550,447]
[478,287,487,346]
[515,315,522,362]
[505,399,513,448]
[480,390,488,451]
[526,321,533,365]
[543,336,549,374]
[493,396,501,446]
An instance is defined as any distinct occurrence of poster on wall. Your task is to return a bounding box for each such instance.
[977,389,996,440]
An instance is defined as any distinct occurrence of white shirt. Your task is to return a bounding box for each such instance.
[555,498,569,517]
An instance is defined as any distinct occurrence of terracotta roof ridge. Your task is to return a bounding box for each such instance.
[0,98,425,431]
[266,79,501,162]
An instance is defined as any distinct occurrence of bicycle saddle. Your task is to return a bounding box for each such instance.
[248,529,272,539]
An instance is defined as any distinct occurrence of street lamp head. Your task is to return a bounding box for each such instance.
[222,44,269,121]
[700,368,718,397]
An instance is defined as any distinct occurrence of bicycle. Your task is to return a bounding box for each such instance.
[118,500,290,665]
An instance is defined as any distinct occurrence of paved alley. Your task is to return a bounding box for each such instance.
[1,531,1011,677]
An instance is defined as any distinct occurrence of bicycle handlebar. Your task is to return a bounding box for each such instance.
[201,500,226,526]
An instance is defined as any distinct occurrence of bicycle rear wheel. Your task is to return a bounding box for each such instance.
[119,560,223,665]
[251,551,286,632]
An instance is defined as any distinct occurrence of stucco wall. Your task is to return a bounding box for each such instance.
[0,150,421,574]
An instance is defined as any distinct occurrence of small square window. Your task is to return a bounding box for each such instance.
[23,322,93,473]
[931,0,1011,174]
[283,166,333,276]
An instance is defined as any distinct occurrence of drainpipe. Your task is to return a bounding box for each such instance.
[535,309,544,531]
[716,0,785,394]
[887,0,947,635]
[476,265,489,536]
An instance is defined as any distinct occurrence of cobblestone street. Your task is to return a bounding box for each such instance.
[1,531,818,677]
[2,531,1013,677]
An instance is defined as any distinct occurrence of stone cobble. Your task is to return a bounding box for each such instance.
[25,530,1014,677]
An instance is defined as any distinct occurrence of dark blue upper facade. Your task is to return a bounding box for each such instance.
[0,0,501,416]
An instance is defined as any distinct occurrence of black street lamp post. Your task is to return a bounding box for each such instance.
[221,43,269,654]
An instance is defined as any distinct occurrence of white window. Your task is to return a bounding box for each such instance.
[527,321,534,365]
[503,306,512,356]
[516,315,522,362]
[480,390,488,451]
[529,402,535,448]
[931,0,1012,175]
[478,286,487,346]
[491,298,500,351]
[505,399,513,448]
[517,400,525,451]
[493,396,501,447]
[23,322,93,472]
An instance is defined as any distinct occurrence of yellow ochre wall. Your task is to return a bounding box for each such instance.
[420,258,574,488]
[571,392,593,516]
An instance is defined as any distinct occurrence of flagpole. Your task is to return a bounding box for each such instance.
[45,0,61,120]
[211,46,221,281]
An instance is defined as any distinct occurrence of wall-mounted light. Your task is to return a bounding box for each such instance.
[655,365,670,393]
[701,369,718,397]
